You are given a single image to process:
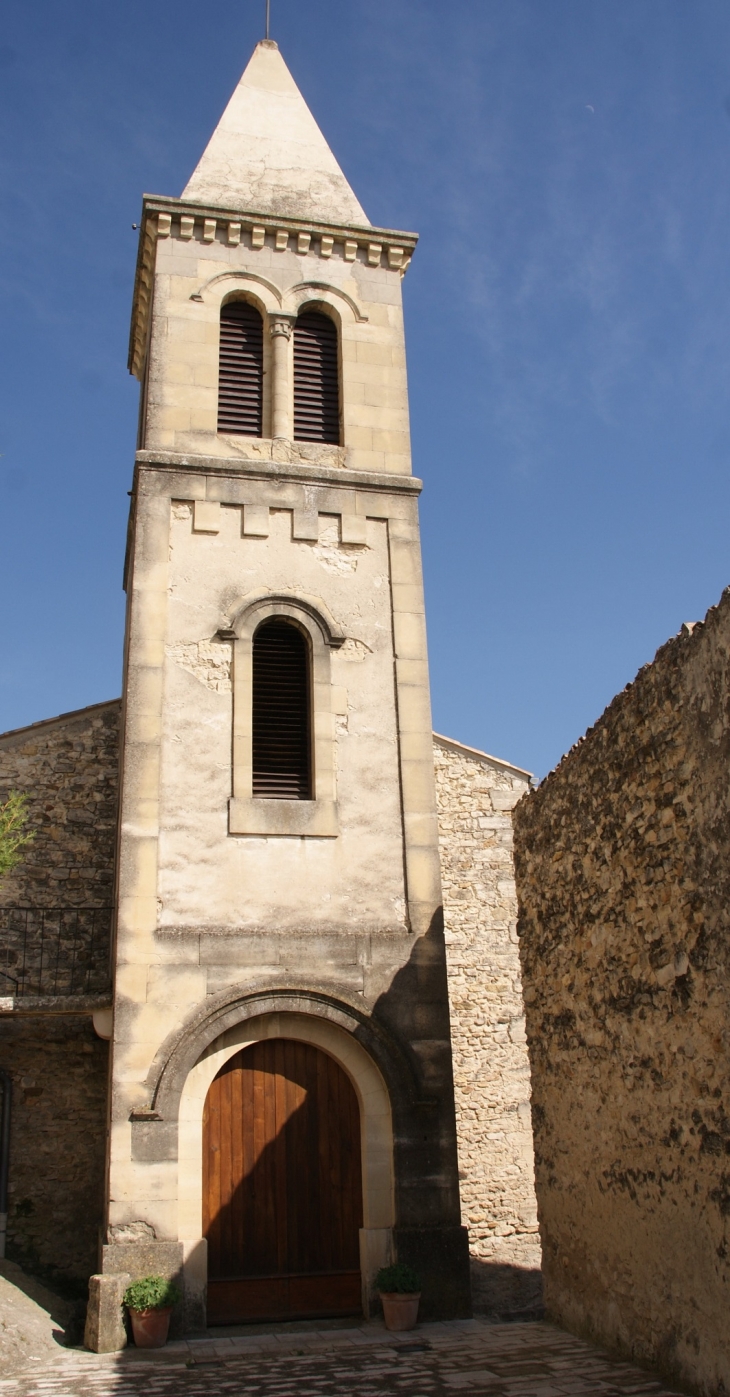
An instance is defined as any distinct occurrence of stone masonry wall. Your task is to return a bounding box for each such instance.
[0,702,119,1290]
[434,736,541,1314]
[0,1014,109,1291]
[0,705,541,1304]
[513,590,730,1396]
[0,701,120,997]
[0,700,121,910]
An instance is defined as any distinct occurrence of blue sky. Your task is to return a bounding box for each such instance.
[2,1,730,777]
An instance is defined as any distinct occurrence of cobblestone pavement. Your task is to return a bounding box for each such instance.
[0,1318,684,1397]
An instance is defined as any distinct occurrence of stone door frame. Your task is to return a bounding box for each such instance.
[178,1010,395,1318]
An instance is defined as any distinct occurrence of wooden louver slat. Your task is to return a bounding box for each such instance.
[252,621,311,800]
[217,301,264,436]
[293,311,340,444]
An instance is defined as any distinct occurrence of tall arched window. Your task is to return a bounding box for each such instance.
[217,301,264,436]
[293,311,340,444]
[252,620,312,800]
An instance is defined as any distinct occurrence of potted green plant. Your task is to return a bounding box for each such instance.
[123,1275,181,1348]
[375,1262,421,1331]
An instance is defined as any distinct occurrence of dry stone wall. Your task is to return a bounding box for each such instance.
[434,736,541,1314]
[513,590,730,1396]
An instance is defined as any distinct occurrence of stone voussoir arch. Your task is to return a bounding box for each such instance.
[190,269,284,315]
[283,281,368,325]
[143,979,423,1127]
[227,589,346,649]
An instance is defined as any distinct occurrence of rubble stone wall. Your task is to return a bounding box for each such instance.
[0,701,121,909]
[0,703,118,1289]
[0,1014,109,1291]
[513,591,730,1396]
[434,736,541,1314]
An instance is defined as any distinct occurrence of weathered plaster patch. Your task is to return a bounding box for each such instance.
[107,1220,156,1243]
[296,517,361,574]
[336,638,372,663]
[167,639,233,693]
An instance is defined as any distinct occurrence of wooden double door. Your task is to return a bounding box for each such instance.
[203,1038,363,1325]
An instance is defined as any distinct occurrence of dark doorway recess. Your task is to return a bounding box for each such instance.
[203,1038,363,1324]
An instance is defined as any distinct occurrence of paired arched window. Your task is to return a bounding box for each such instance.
[217,301,264,436]
[252,620,312,800]
[293,311,340,444]
[216,303,341,444]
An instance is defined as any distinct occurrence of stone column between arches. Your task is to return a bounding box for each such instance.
[268,313,296,439]
[178,1011,395,1326]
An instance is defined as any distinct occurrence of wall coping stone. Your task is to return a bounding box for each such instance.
[433,732,533,781]
[0,698,120,747]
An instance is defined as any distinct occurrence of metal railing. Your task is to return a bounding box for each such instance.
[0,907,113,998]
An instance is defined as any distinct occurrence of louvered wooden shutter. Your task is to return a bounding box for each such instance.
[293,311,340,444]
[252,622,312,800]
[217,301,264,436]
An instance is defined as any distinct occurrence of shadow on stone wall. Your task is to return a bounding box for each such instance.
[0,1016,108,1297]
[469,1258,543,1319]
[368,907,471,1319]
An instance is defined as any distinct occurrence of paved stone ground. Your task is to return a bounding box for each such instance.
[0,1260,77,1374]
[0,1318,685,1397]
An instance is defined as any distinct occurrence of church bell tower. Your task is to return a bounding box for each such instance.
[107,40,470,1329]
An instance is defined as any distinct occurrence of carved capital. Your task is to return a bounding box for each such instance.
[269,313,296,340]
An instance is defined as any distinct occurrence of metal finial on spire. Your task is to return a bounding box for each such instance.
[265,0,270,39]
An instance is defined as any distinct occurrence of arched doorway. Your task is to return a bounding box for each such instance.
[203,1037,363,1324]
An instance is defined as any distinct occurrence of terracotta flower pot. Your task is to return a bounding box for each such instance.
[379,1291,421,1331]
[128,1305,173,1348]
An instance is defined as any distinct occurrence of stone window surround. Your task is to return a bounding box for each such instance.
[227,591,345,838]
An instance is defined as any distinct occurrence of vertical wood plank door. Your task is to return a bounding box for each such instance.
[203,1038,364,1325]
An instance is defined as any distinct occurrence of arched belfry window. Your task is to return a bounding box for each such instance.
[217,301,264,436]
[229,601,339,836]
[252,620,312,800]
[293,311,340,444]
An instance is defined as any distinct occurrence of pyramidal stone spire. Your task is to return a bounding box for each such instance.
[182,40,370,227]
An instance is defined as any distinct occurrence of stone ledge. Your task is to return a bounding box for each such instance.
[0,993,112,1014]
[142,193,419,254]
[135,449,422,495]
[229,798,338,838]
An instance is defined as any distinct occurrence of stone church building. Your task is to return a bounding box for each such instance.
[0,41,539,1336]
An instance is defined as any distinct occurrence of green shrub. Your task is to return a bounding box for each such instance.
[123,1276,181,1312]
[374,1262,421,1294]
[0,792,34,886]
